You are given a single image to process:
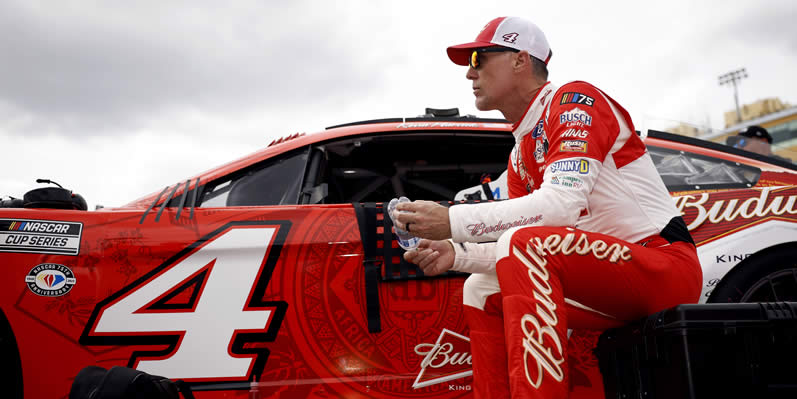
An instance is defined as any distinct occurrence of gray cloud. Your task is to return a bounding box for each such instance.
[715,1,797,52]
[0,1,398,137]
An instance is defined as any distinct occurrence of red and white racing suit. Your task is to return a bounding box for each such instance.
[448,81,702,398]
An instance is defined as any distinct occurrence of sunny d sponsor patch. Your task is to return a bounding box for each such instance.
[560,140,588,153]
[25,263,76,296]
[0,219,82,255]
[548,159,590,174]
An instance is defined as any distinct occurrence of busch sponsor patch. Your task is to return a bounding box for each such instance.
[560,140,588,153]
[25,263,76,296]
[560,92,594,107]
[0,219,83,255]
[559,108,593,126]
[548,159,590,174]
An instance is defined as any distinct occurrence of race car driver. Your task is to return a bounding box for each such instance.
[397,16,702,398]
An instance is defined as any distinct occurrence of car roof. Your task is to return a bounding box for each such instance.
[123,114,797,208]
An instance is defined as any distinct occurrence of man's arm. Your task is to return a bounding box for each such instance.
[397,82,619,243]
[403,239,497,275]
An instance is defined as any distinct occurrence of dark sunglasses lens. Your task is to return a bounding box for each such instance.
[470,51,479,69]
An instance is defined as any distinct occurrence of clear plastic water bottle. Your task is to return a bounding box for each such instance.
[387,196,420,250]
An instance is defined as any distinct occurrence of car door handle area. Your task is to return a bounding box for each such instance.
[353,201,468,333]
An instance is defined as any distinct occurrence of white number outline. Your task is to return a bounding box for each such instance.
[502,32,519,43]
[80,220,290,385]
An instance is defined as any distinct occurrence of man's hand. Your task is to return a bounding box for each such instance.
[394,200,452,240]
[403,239,455,276]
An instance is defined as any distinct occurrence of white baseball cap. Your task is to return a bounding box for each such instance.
[447,16,552,66]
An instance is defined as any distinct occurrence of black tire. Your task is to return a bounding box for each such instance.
[0,309,23,399]
[707,243,797,303]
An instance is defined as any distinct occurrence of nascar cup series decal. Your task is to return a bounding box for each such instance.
[0,219,83,255]
[25,263,77,297]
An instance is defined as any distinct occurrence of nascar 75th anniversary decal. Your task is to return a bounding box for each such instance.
[0,219,83,255]
[25,263,77,296]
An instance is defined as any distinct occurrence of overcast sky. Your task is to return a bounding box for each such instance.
[2,0,796,209]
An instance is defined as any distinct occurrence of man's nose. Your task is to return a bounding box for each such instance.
[466,66,478,80]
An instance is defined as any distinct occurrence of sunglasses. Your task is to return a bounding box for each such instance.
[469,47,520,69]
[733,138,747,148]
[726,135,748,149]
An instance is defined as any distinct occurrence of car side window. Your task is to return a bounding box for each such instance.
[648,145,760,191]
[315,132,513,203]
[199,148,309,207]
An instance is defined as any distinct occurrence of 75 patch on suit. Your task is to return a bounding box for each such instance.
[560,92,595,107]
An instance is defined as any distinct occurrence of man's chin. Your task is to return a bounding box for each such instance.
[474,99,494,112]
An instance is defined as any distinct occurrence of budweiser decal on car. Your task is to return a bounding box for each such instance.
[675,186,797,243]
[413,329,472,389]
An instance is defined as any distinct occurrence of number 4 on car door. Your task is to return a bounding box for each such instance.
[80,221,290,382]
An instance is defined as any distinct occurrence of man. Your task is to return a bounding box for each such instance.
[396,16,702,398]
[727,125,792,162]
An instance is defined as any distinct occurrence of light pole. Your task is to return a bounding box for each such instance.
[718,68,748,124]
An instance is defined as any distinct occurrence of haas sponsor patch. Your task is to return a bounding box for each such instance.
[561,128,589,138]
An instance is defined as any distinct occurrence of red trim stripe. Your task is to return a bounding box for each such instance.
[475,17,506,42]
[613,135,647,168]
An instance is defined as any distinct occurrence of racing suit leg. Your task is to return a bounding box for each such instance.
[463,271,622,398]
[566,329,604,398]
[495,226,701,398]
[463,272,510,399]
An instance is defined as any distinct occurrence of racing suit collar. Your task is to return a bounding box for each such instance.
[511,81,552,136]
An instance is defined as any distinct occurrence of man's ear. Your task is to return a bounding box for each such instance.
[513,51,530,72]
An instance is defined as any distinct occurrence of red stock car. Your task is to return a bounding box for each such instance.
[1,110,796,398]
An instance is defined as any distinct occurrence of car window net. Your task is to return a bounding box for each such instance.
[648,146,760,190]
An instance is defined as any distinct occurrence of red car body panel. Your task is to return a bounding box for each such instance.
[2,121,796,398]
[3,205,475,398]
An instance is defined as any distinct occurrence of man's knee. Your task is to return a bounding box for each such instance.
[463,272,501,310]
[496,225,552,262]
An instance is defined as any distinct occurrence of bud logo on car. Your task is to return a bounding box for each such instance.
[0,219,83,255]
[413,329,473,389]
[25,263,77,296]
